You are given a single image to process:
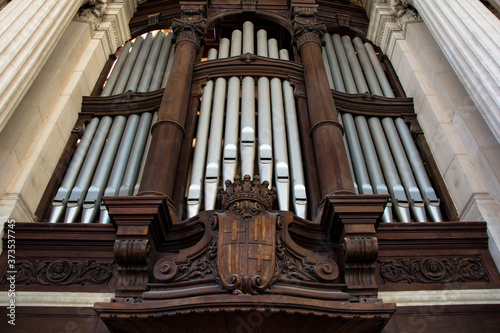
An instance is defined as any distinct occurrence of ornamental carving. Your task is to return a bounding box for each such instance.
[379,257,490,284]
[293,19,326,51]
[1,259,113,286]
[171,18,206,51]
[211,175,280,294]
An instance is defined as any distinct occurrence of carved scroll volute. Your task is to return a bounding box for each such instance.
[215,175,279,295]
[322,194,388,300]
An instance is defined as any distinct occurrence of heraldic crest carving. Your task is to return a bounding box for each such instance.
[214,175,280,294]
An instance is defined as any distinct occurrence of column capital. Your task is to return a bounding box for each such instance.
[172,3,206,52]
[293,17,326,52]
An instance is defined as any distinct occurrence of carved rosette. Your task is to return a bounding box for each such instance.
[379,257,490,284]
[292,8,325,51]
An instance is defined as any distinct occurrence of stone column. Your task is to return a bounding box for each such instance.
[0,0,86,132]
[407,0,500,142]
[292,9,355,205]
[138,8,205,220]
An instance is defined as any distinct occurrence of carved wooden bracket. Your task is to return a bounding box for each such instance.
[104,196,173,300]
[321,194,389,299]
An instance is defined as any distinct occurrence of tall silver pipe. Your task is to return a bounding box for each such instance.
[322,47,335,90]
[161,45,176,88]
[355,115,393,222]
[369,117,411,222]
[149,32,173,91]
[230,30,242,57]
[364,43,395,98]
[382,117,427,221]
[133,112,158,195]
[223,77,241,185]
[64,116,113,223]
[138,32,165,92]
[257,29,268,57]
[81,116,126,224]
[126,32,154,92]
[112,36,144,95]
[101,41,132,96]
[353,37,383,96]
[338,114,358,194]
[258,76,273,187]
[395,118,443,222]
[98,114,141,224]
[323,33,344,92]
[219,38,230,59]
[240,76,256,179]
[268,38,279,59]
[342,113,373,195]
[271,77,290,211]
[187,81,215,217]
[243,21,254,54]
[204,77,227,210]
[341,35,369,94]
[49,118,101,222]
[283,80,307,218]
[332,34,357,94]
[118,112,153,197]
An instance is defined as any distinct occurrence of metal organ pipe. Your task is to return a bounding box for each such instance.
[243,21,254,54]
[117,112,153,197]
[161,44,176,88]
[80,116,127,224]
[332,34,357,94]
[219,38,230,58]
[133,112,158,195]
[138,31,165,92]
[230,30,242,57]
[149,32,173,91]
[112,36,144,95]
[369,117,411,222]
[354,116,393,222]
[364,43,395,98]
[223,77,241,186]
[323,33,344,92]
[240,76,256,179]
[337,114,359,194]
[258,76,273,187]
[341,36,370,94]
[93,115,140,224]
[395,118,443,222]
[322,47,335,90]
[204,77,228,211]
[268,38,279,59]
[101,42,132,96]
[382,117,428,221]
[64,116,113,223]
[49,118,101,222]
[257,29,268,57]
[352,37,383,96]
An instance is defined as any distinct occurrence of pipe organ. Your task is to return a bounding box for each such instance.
[47,23,442,223]
[322,33,443,222]
[187,22,308,219]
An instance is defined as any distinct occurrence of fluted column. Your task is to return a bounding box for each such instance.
[293,12,355,206]
[138,11,205,219]
[408,0,500,142]
[0,0,86,132]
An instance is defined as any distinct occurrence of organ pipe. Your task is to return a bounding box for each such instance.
[223,77,241,186]
[125,31,154,92]
[112,36,144,95]
[80,116,127,224]
[243,21,254,54]
[230,30,242,57]
[138,31,165,92]
[101,42,132,96]
[332,34,356,94]
[323,33,344,92]
[49,118,101,222]
[352,37,383,96]
[257,29,268,57]
[258,76,273,187]
[364,43,395,98]
[240,76,256,179]
[64,116,113,223]
[149,32,173,91]
[341,35,370,94]
[133,112,158,195]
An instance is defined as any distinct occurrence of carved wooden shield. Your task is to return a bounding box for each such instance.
[217,212,276,294]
